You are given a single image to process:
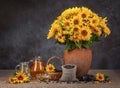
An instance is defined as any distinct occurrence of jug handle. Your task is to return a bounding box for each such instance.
[15,64,20,72]
[46,56,64,65]
[28,59,34,68]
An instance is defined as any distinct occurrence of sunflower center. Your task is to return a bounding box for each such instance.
[65,22,70,26]
[92,20,96,23]
[65,16,70,20]
[58,36,62,39]
[74,19,79,25]
[11,79,14,82]
[54,28,57,32]
[101,26,105,30]
[92,27,98,33]
[81,30,88,36]
[18,75,24,80]
[74,28,78,32]
[82,13,86,18]
[99,76,102,79]
[83,23,86,26]
[49,67,53,70]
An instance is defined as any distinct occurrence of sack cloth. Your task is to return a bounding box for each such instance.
[59,64,79,82]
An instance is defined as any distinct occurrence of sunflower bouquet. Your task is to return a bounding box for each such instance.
[8,71,30,84]
[47,7,111,50]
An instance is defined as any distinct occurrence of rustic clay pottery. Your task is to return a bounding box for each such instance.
[64,48,92,79]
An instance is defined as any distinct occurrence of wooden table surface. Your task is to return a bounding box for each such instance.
[0,70,120,88]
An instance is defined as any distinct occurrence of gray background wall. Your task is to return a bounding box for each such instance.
[0,0,120,69]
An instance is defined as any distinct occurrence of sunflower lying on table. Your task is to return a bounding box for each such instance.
[81,73,112,83]
[8,71,30,84]
[95,73,112,83]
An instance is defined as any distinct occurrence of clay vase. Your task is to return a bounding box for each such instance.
[64,48,92,79]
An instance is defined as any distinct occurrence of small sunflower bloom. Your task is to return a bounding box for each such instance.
[9,77,17,84]
[46,64,55,73]
[96,73,105,82]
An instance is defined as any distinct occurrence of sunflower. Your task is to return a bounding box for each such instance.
[80,7,91,19]
[47,24,62,39]
[71,25,80,34]
[96,73,105,82]
[71,7,81,16]
[47,29,55,39]
[100,23,111,35]
[53,24,62,33]
[69,33,81,42]
[61,8,73,20]
[100,17,108,25]
[62,19,72,30]
[15,72,29,83]
[80,12,88,19]
[61,8,71,17]
[9,77,17,84]
[90,26,102,36]
[80,21,89,27]
[102,25,111,35]
[46,64,55,73]
[90,16,100,26]
[80,27,91,41]
[61,7,81,21]
[51,19,59,26]
[55,33,66,43]
[72,16,81,26]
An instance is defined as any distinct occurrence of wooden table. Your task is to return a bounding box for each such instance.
[0,70,120,88]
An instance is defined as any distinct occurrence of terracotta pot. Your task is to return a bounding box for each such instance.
[64,48,92,79]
